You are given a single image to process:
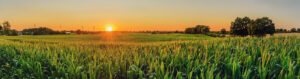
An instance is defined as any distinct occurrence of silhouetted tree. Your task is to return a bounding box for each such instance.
[2,21,11,35]
[230,17,251,36]
[0,25,2,35]
[297,28,300,33]
[221,28,226,34]
[261,17,275,35]
[248,17,275,36]
[185,25,210,34]
[290,28,297,32]
[231,17,275,37]
[185,28,195,34]
[195,25,210,34]
[283,29,288,32]
[276,29,284,33]
[248,19,264,36]
[0,25,2,31]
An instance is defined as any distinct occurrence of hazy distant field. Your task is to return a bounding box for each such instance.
[0,33,211,42]
[0,33,299,79]
[274,33,300,37]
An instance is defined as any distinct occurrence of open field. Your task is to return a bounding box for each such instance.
[274,33,300,37]
[0,33,299,79]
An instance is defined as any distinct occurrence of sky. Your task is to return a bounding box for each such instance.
[0,0,299,31]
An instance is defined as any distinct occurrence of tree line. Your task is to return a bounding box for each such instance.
[184,16,300,37]
[22,27,66,35]
[276,28,300,33]
[185,25,210,34]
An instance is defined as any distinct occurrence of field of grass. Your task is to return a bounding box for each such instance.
[0,33,299,79]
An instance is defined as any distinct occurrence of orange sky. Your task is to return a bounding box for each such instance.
[1,0,299,31]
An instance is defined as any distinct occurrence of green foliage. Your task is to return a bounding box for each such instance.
[0,34,299,79]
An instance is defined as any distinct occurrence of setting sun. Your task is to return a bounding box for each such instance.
[106,26,113,31]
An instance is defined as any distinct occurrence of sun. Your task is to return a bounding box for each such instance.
[106,26,113,31]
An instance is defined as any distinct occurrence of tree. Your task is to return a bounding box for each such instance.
[231,17,275,37]
[297,28,300,33]
[283,29,288,32]
[248,17,275,36]
[261,17,275,35]
[290,28,297,32]
[276,29,285,33]
[248,19,265,36]
[2,21,11,35]
[195,25,210,34]
[0,25,2,31]
[185,25,210,34]
[0,24,2,35]
[230,17,251,36]
[220,28,226,34]
[185,28,195,34]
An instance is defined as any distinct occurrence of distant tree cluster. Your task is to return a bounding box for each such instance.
[185,25,210,34]
[275,29,288,33]
[220,28,227,34]
[0,21,18,36]
[22,27,65,35]
[230,17,275,37]
[185,25,226,37]
[276,28,300,33]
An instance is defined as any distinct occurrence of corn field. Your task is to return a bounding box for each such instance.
[0,34,299,79]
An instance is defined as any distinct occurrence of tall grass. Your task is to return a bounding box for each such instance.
[0,34,299,79]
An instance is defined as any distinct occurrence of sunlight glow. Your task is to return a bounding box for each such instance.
[106,26,113,31]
